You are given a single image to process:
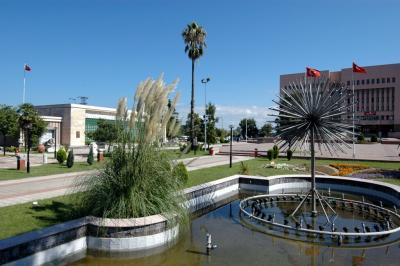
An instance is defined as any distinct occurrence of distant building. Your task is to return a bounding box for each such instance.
[280,63,400,138]
[35,104,118,147]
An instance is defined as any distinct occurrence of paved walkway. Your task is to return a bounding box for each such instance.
[0,155,251,207]
[218,142,400,161]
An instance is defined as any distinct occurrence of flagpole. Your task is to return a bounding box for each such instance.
[23,66,26,104]
[352,68,355,159]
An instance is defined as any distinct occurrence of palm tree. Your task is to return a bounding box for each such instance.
[182,22,207,149]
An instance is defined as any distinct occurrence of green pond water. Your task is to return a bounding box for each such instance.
[70,194,400,266]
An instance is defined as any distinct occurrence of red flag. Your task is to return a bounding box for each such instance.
[352,62,366,73]
[306,67,321,77]
[24,64,32,71]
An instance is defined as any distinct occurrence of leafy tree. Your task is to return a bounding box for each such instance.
[67,149,74,168]
[87,146,94,165]
[200,103,218,148]
[216,128,228,143]
[17,103,47,149]
[239,118,258,138]
[0,105,19,155]
[182,22,207,149]
[259,123,272,137]
[86,119,119,151]
[183,112,203,142]
[57,147,67,164]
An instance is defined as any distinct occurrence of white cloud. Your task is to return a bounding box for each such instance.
[176,104,276,129]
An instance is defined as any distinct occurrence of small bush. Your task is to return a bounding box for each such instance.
[267,149,273,161]
[239,161,250,175]
[67,149,74,168]
[5,146,17,152]
[286,149,293,161]
[273,145,279,159]
[56,147,67,164]
[172,162,188,184]
[357,133,365,142]
[370,135,378,142]
[87,146,94,165]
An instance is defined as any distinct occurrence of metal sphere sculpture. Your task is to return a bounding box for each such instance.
[270,78,353,217]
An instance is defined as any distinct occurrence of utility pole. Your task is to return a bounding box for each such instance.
[201,78,210,150]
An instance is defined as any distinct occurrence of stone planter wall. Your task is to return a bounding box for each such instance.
[1,174,399,266]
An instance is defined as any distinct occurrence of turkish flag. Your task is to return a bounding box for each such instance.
[24,64,31,71]
[306,67,321,77]
[352,62,366,73]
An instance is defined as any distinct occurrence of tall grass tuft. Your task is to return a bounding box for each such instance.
[76,75,187,226]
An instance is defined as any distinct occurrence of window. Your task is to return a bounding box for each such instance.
[366,79,370,84]
[392,77,396,83]
[382,78,386,83]
[371,79,375,84]
[347,81,350,86]
[361,80,365,85]
[76,131,80,138]
[377,78,380,84]
[357,80,360,85]
[387,77,390,83]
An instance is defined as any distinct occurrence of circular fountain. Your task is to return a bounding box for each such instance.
[238,78,400,247]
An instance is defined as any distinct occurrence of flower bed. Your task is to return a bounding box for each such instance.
[329,163,369,176]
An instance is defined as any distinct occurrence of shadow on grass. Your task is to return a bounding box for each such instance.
[30,200,83,224]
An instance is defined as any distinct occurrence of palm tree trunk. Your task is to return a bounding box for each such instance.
[190,58,195,150]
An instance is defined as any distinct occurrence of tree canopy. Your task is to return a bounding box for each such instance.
[17,103,47,148]
[259,123,272,137]
[0,105,19,155]
[239,118,258,138]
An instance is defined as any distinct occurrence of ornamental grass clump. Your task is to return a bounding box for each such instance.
[77,75,187,225]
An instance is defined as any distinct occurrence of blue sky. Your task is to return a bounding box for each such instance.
[1,0,399,127]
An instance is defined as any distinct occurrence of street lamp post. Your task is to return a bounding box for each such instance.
[54,127,57,159]
[245,118,248,142]
[201,77,210,150]
[229,125,233,168]
[24,122,32,173]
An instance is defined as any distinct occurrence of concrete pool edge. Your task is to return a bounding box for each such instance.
[1,174,399,265]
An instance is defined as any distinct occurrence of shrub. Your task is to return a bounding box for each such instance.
[5,146,17,152]
[56,147,67,164]
[286,149,293,161]
[172,162,189,184]
[76,76,187,225]
[357,133,365,142]
[267,149,273,161]
[87,146,94,165]
[239,161,250,175]
[273,145,279,159]
[370,135,378,142]
[67,149,74,168]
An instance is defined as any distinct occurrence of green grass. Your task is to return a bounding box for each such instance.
[0,194,82,240]
[0,161,104,181]
[0,157,399,240]
[374,178,400,186]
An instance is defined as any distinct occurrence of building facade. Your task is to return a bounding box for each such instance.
[35,104,118,147]
[280,63,400,138]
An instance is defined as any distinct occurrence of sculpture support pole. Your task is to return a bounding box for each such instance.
[311,127,317,216]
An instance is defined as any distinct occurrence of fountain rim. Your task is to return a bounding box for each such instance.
[239,193,400,238]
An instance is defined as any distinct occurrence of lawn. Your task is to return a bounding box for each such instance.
[0,157,398,240]
[0,161,104,181]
